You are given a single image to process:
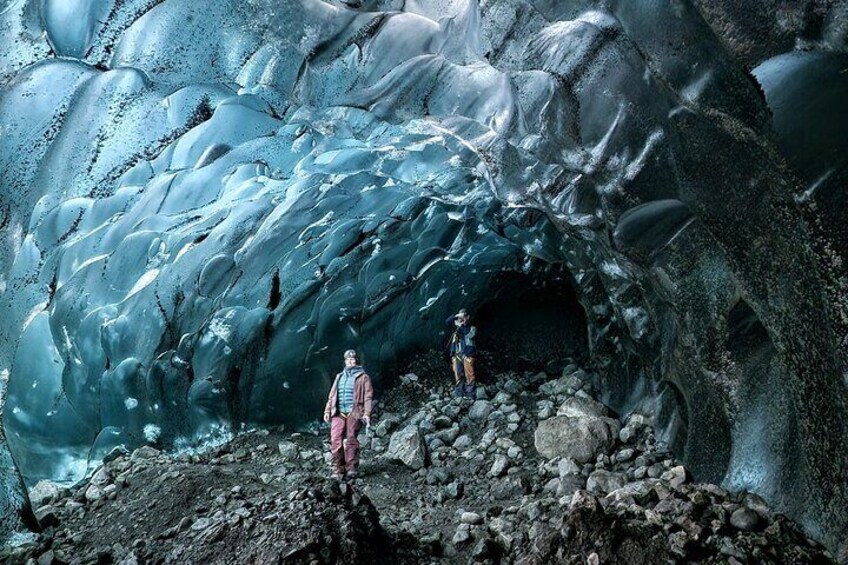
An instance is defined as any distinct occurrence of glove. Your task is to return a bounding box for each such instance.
[362,415,370,425]
[323,413,330,423]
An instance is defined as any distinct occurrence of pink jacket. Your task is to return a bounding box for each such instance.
[323,369,374,420]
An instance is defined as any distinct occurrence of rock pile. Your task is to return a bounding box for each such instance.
[1,362,834,564]
[4,443,412,564]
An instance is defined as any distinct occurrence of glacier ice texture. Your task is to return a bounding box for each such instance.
[1,0,847,552]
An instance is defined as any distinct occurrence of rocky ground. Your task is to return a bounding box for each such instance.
[1,362,835,564]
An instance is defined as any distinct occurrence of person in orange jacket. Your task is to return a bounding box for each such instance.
[446,308,477,398]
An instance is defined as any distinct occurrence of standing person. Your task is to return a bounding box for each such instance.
[446,308,477,398]
[323,349,373,479]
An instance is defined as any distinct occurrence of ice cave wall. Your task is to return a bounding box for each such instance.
[0,0,846,551]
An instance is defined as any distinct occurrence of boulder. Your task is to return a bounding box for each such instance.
[557,396,608,419]
[426,467,452,485]
[543,478,562,494]
[619,426,636,444]
[442,405,462,419]
[502,379,523,394]
[90,466,111,487]
[444,481,464,499]
[468,400,494,421]
[472,538,497,560]
[277,440,300,460]
[400,373,419,385]
[489,455,509,478]
[662,465,688,489]
[558,458,581,478]
[453,525,472,545]
[534,415,617,463]
[558,475,586,498]
[131,446,160,461]
[29,480,61,508]
[461,511,484,525]
[491,476,529,500]
[453,435,472,450]
[433,425,461,444]
[34,504,60,528]
[569,490,602,512]
[374,414,401,438]
[386,426,427,470]
[587,470,627,495]
[730,507,761,531]
[433,415,453,429]
[84,484,104,503]
[606,480,657,505]
[538,376,568,396]
[615,448,636,463]
[742,492,771,517]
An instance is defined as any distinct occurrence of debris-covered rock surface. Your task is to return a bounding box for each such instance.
[2,364,833,564]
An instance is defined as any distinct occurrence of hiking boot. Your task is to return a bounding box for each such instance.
[464,384,477,399]
[331,469,345,480]
[454,383,465,398]
[346,470,359,480]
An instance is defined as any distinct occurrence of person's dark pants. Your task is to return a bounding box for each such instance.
[452,356,477,398]
[330,414,361,474]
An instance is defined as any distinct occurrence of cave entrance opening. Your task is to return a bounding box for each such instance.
[473,265,589,376]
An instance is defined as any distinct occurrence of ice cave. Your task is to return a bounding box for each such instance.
[0,0,846,562]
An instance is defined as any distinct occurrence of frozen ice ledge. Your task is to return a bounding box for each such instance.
[0,0,846,554]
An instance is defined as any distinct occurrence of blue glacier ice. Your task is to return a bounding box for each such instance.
[1,0,847,552]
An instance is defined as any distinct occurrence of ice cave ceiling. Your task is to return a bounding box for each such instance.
[0,0,846,551]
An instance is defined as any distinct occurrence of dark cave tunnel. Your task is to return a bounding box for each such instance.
[465,266,590,377]
[393,262,591,391]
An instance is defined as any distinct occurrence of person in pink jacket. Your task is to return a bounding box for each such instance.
[323,349,374,479]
